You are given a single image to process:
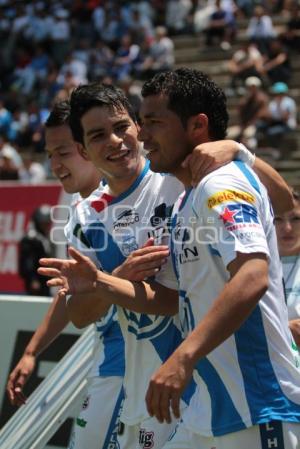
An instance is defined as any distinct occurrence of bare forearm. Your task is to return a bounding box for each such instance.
[25,294,69,357]
[68,271,178,328]
[253,157,293,214]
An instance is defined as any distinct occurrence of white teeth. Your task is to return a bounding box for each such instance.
[108,151,130,160]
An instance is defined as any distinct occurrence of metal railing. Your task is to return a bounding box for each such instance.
[0,325,95,449]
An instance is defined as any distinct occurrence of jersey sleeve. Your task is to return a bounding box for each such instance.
[193,167,270,269]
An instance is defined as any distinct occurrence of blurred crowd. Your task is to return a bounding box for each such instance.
[0,0,299,182]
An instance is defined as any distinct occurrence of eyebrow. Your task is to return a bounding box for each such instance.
[86,127,104,137]
[45,144,67,154]
[85,119,131,137]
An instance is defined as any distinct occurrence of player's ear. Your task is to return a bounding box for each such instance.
[187,113,209,141]
[77,143,90,161]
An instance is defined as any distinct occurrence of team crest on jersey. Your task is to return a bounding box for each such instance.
[113,209,139,230]
[219,203,259,231]
[207,189,255,208]
[139,429,154,448]
[121,235,138,256]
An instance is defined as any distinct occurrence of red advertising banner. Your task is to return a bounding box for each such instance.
[0,182,63,293]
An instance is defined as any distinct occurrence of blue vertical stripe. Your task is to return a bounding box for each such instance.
[102,386,124,449]
[85,221,126,273]
[195,358,246,436]
[235,305,300,423]
[234,161,261,195]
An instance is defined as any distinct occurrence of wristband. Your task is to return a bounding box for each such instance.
[237,143,256,167]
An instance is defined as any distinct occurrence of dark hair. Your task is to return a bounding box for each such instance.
[69,82,137,145]
[141,67,228,140]
[45,100,70,128]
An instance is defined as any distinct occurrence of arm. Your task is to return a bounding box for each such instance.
[182,140,293,213]
[38,247,178,329]
[251,157,293,214]
[146,253,268,423]
[69,274,178,328]
[6,293,69,406]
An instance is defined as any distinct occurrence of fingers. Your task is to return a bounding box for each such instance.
[13,386,27,406]
[160,389,172,423]
[190,157,211,186]
[37,267,61,278]
[68,246,87,262]
[181,154,192,169]
[47,278,66,287]
[39,258,65,269]
[146,380,173,424]
[132,268,161,281]
[134,245,169,256]
[142,237,155,248]
[7,373,27,406]
[170,393,181,420]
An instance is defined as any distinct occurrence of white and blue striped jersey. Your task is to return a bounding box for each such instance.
[167,161,300,437]
[72,159,196,425]
[281,255,300,321]
[64,193,125,379]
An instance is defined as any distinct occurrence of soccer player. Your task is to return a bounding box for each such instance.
[275,189,300,347]
[7,101,125,449]
[39,79,296,448]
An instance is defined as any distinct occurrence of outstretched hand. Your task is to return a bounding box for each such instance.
[38,247,99,295]
[113,238,170,281]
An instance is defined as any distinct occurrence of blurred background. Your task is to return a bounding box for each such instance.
[0,0,300,292]
[0,1,300,447]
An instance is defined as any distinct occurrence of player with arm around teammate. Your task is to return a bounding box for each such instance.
[39,79,296,449]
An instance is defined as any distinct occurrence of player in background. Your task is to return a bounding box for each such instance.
[39,81,294,449]
[7,100,125,449]
[275,188,300,347]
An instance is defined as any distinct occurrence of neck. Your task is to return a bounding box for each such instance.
[80,176,101,198]
[171,165,193,188]
[107,157,145,197]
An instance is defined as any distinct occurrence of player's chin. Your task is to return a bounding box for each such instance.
[146,151,163,172]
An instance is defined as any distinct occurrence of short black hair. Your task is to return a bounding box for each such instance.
[45,100,70,128]
[141,67,228,140]
[69,82,137,145]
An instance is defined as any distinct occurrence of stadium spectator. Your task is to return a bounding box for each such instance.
[50,8,71,67]
[246,5,276,54]
[275,189,300,346]
[140,26,174,79]
[111,33,142,81]
[204,0,236,49]
[19,153,46,184]
[256,81,297,149]
[227,42,264,93]
[227,76,269,149]
[165,0,193,35]
[280,2,300,52]
[263,38,291,85]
